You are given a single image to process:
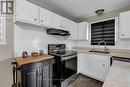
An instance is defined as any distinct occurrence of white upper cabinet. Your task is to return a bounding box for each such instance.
[16,0,39,24]
[15,0,78,31]
[69,21,78,40]
[39,7,53,27]
[61,17,71,31]
[69,21,89,40]
[53,13,62,29]
[77,22,89,40]
[53,13,71,30]
[120,11,130,39]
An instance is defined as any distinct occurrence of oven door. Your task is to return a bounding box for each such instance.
[60,55,77,82]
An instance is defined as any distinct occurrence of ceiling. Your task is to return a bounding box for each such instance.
[31,0,130,19]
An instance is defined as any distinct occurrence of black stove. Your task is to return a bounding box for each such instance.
[48,44,77,87]
[49,51,77,57]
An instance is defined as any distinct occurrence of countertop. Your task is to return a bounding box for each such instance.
[102,60,130,87]
[72,47,130,58]
[15,54,54,65]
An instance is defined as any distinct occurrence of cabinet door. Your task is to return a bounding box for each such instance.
[78,53,88,74]
[53,14,62,29]
[87,54,110,81]
[78,22,88,40]
[120,11,130,39]
[69,21,78,40]
[42,65,52,87]
[61,17,70,30]
[22,68,38,87]
[39,8,53,27]
[16,0,39,24]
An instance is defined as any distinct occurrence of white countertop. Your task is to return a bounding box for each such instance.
[103,60,130,87]
[72,47,130,58]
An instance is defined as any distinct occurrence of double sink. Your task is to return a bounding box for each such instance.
[89,50,110,54]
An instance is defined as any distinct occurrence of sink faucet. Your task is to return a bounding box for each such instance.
[98,40,107,52]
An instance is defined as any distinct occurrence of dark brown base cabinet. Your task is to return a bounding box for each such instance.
[21,59,54,87]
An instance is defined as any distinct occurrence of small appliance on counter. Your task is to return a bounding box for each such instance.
[48,44,77,87]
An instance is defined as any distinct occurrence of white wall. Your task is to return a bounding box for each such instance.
[14,22,72,57]
[0,18,14,87]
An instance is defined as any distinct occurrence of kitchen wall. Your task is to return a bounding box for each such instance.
[0,18,14,87]
[0,4,130,87]
[72,5,130,50]
[14,22,72,57]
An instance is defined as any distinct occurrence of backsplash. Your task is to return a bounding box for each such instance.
[14,22,72,57]
[14,22,130,57]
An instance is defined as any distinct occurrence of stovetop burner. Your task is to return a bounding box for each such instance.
[49,51,77,57]
[48,44,77,57]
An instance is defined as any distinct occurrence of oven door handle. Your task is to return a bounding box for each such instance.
[61,55,77,61]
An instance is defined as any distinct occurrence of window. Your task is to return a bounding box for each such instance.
[91,19,115,45]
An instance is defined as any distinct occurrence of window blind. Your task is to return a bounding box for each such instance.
[91,19,115,45]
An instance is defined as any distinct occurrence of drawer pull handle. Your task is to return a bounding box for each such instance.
[41,20,43,22]
[103,64,105,66]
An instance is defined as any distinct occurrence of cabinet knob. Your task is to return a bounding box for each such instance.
[122,34,124,36]
[103,64,105,66]
[41,20,43,22]
[34,18,37,21]
[60,26,62,28]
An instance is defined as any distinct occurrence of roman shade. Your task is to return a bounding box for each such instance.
[91,19,115,45]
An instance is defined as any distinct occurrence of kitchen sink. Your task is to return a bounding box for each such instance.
[89,50,110,54]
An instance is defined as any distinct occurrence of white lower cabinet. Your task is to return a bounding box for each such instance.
[78,53,88,74]
[78,53,110,81]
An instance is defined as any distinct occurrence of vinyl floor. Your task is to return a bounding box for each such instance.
[67,74,103,87]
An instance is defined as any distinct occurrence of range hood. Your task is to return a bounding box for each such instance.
[47,28,71,36]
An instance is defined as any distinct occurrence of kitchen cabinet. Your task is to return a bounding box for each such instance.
[77,22,89,40]
[61,17,71,31]
[78,53,110,81]
[22,68,37,87]
[87,54,110,81]
[119,11,130,39]
[69,21,88,40]
[42,66,52,87]
[39,7,53,27]
[15,0,39,24]
[78,53,88,74]
[69,21,78,40]
[53,13,62,29]
[53,13,71,30]
[21,59,54,87]
[15,0,78,31]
